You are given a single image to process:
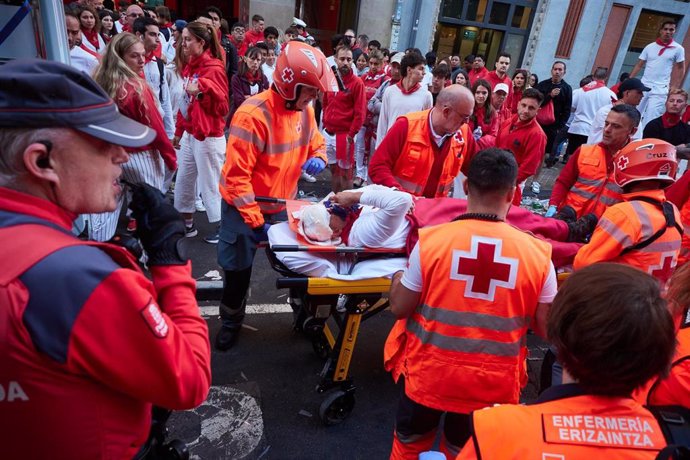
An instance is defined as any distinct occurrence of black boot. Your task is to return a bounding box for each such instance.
[214,325,241,351]
[554,205,577,224]
[567,213,598,242]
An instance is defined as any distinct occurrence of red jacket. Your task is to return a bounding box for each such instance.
[176,50,229,141]
[244,29,263,48]
[468,67,489,85]
[118,79,176,170]
[485,70,513,101]
[0,187,211,459]
[496,114,546,184]
[322,70,367,137]
[469,105,498,150]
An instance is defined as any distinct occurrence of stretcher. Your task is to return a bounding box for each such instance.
[261,197,405,425]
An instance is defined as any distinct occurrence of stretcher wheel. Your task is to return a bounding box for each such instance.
[319,390,355,426]
[302,316,323,336]
[311,333,330,359]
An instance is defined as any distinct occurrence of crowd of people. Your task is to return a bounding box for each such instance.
[2,0,690,458]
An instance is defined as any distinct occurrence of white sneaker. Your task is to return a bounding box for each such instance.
[301,171,317,183]
[195,200,206,212]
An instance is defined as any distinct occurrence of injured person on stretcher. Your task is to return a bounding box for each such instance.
[267,185,597,280]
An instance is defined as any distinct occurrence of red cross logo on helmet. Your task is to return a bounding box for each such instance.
[617,155,629,170]
[281,67,295,84]
[450,236,518,301]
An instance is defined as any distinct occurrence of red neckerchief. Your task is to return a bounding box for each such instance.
[145,52,156,64]
[397,80,420,95]
[163,22,173,29]
[82,27,100,51]
[245,71,262,85]
[656,38,676,56]
[79,43,101,59]
[662,112,682,128]
[582,80,606,92]
[341,207,363,246]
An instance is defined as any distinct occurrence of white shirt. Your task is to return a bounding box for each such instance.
[348,185,412,248]
[402,238,557,303]
[568,83,617,136]
[143,58,175,138]
[639,40,685,89]
[587,103,643,144]
[80,33,106,55]
[376,83,433,147]
[69,46,98,75]
[262,62,276,86]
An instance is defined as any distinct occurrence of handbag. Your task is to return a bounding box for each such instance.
[536,98,555,125]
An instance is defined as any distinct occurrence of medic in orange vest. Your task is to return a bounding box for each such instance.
[368,85,476,198]
[574,139,683,288]
[547,104,640,221]
[634,263,690,409]
[458,264,689,460]
[386,148,556,459]
[215,42,337,351]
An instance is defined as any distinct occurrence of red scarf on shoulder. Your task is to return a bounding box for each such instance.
[397,81,420,95]
[82,28,100,51]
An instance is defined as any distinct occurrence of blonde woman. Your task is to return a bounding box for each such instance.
[173,21,229,242]
[88,32,177,242]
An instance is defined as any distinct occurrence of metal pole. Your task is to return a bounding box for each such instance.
[39,0,70,64]
[389,0,403,51]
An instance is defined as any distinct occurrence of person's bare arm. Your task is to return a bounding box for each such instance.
[389,271,421,318]
[532,302,551,339]
[628,59,646,79]
[671,61,686,90]
[676,143,690,160]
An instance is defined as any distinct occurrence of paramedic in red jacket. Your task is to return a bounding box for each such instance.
[0,59,211,459]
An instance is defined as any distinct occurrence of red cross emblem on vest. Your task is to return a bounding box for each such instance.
[617,155,629,170]
[450,236,518,301]
[649,251,677,283]
[281,67,295,83]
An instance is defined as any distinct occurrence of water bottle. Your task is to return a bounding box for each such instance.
[472,125,482,141]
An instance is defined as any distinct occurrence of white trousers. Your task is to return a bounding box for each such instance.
[88,149,165,242]
[638,89,667,132]
[354,126,369,181]
[173,132,226,223]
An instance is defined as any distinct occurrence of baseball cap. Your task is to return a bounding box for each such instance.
[0,59,155,148]
[174,19,187,31]
[292,17,307,28]
[619,77,651,93]
[390,53,403,65]
[493,83,510,94]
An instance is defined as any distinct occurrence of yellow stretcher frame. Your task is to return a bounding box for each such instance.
[275,274,393,426]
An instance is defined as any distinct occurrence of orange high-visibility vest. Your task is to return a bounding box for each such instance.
[464,394,669,459]
[220,90,327,228]
[392,111,469,197]
[634,326,690,408]
[574,190,683,287]
[564,144,623,218]
[399,219,552,414]
[678,199,690,266]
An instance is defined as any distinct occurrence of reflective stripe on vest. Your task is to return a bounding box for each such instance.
[392,111,466,197]
[564,145,623,218]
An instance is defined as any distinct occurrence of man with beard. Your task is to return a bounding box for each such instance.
[322,44,367,192]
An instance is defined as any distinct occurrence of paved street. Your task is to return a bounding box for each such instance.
[166,169,560,459]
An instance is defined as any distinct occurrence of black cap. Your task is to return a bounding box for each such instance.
[0,59,156,148]
[619,77,651,93]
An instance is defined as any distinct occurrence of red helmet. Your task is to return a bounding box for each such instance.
[272,42,338,100]
[613,138,678,188]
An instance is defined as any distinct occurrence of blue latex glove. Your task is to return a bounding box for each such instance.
[302,158,326,176]
[252,223,271,243]
[545,205,557,218]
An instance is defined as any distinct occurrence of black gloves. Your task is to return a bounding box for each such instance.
[554,205,577,223]
[128,182,187,266]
